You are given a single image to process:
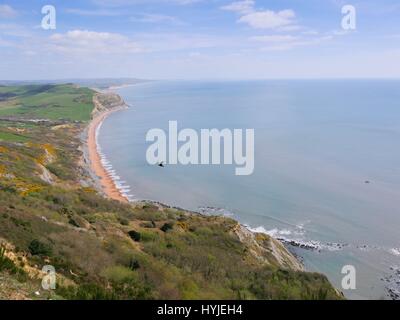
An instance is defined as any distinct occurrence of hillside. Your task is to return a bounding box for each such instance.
[0,84,342,300]
[0,84,94,121]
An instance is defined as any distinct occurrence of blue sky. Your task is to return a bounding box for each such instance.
[1,0,400,79]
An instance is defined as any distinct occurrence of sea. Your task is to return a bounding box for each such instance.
[98,80,400,300]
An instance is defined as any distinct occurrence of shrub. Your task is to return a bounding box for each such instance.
[0,245,28,282]
[101,266,138,284]
[128,258,140,270]
[160,222,174,233]
[118,218,129,226]
[46,161,74,181]
[141,221,156,228]
[68,218,80,228]
[140,231,158,242]
[28,239,52,256]
[128,230,141,242]
[57,284,116,300]
[0,246,15,271]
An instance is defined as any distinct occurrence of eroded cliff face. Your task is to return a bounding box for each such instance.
[231,224,303,271]
[92,92,127,119]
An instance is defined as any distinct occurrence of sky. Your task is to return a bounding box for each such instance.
[0,0,400,80]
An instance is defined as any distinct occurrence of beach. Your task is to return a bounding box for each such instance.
[87,98,129,203]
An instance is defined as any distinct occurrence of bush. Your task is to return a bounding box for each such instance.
[140,231,158,242]
[128,258,140,270]
[57,283,116,300]
[28,239,52,256]
[0,245,28,282]
[118,218,129,226]
[0,246,15,271]
[46,161,74,181]
[160,222,174,233]
[140,221,156,228]
[101,266,138,284]
[128,230,141,242]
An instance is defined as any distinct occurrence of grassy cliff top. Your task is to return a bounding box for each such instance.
[0,84,94,122]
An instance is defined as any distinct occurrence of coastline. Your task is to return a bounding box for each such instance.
[82,88,350,297]
[86,89,309,255]
[86,89,330,251]
[85,89,316,248]
[0,83,345,300]
[86,94,130,203]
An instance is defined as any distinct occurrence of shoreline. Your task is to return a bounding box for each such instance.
[82,89,352,297]
[85,90,332,248]
[86,102,130,203]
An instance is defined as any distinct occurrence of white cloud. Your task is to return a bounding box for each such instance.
[302,30,319,36]
[174,0,201,4]
[239,9,296,30]
[250,35,299,43]
[278,25,302,32]
[92,0,201,7]
[0,4,17,18]
[0,24,30,37]
[220,0,302,31]
[221,1,299,31]
[254,34,334,51]
[130,14,183,25]
[48,30,144,55]
[133,33,230,52]
[221,0,255,15]
[66,8,124,16]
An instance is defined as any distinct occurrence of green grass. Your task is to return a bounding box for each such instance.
[0,121,36,129]
[0,84,94,121]
[0,131,30,143]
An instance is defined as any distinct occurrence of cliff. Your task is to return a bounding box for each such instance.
[91,92,128,119]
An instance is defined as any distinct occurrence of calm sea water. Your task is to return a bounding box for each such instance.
[99,80,400,300]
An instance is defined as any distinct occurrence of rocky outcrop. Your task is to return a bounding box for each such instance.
[92,92,128,119]
[231,224,303,271]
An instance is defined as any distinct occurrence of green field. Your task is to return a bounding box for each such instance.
[0,131,30,143]
[0,84,94,121]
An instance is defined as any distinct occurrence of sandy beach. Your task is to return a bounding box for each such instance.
[87,107,129,203]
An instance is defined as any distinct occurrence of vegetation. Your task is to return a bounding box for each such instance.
[0,245,28,283]
[0,84,94,121]
[128,230,142,242]
[160,222,174,233]
[0,84,342,300]
[28,240,52,256]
